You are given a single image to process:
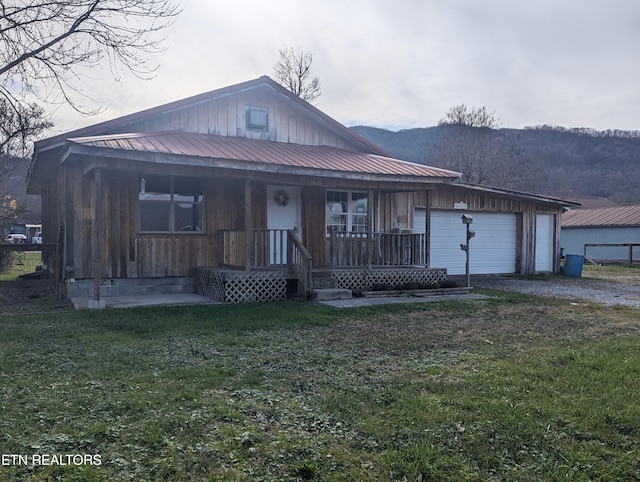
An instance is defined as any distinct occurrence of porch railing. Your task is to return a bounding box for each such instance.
[217,229,312,298]
[329,231,426,267]
[218,230,426,270]
[218,229,290,268]
[287,230,312,299]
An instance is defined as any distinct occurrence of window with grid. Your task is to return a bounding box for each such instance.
[326,190,368,235]
[139,175,205,233]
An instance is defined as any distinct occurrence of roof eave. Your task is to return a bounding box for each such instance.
[451,181,581,207]
[64,144,458,184]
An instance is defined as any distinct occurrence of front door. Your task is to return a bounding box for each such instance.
[267,185,300,264]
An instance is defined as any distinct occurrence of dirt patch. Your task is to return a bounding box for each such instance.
[0,285,72,314]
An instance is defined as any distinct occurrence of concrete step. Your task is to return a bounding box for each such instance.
[311,288,352,301]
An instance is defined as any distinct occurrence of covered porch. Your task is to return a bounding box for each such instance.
[194,228,447,303]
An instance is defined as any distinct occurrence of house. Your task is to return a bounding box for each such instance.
[27,76,575,305]
[561,205,640,263]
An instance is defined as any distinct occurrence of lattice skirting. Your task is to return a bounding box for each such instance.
[193,268,287,304]
[331,267,447,291]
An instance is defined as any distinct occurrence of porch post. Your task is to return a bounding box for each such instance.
[367,189,375,267]
[90,168,105,309]
[244,179,251,271]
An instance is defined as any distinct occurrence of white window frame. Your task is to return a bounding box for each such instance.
[325,189,368,236]
[138,175,205,234]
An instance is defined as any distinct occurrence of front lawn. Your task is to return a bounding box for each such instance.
[1,294,638,481]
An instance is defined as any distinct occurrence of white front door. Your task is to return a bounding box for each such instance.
[535,214,555,272]
[267,185,300,264]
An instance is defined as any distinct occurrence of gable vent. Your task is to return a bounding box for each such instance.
[246,106,268,129]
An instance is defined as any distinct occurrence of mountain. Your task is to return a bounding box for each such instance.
[350,125,640,204]
[3,125,640,226]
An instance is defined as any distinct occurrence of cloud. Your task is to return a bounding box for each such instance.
[50,0,640,133]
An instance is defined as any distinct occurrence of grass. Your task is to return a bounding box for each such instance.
[583,262,639,279]
[0,293,639,481]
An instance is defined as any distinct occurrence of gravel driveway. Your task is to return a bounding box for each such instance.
[472,274,640,308]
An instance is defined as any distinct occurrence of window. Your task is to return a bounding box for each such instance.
[139,175,205,233]
[326,190,368,235]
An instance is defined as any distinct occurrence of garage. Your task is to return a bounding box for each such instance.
[427,211,517,275]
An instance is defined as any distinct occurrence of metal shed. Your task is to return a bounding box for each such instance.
[561,205,640,263]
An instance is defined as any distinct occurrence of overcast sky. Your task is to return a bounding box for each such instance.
[53,0,640,134]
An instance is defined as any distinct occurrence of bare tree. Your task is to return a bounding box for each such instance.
[0,100,52,158]
[0,98,53,224]
[273,45,321,103]
[1,0,182,116]
[0,0,180,224]
[434,104,500,183]
[439,104,501,129]
[434,104,546,190]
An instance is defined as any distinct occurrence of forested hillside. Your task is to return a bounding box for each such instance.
[351,125,640,204]
[4,125,640,227]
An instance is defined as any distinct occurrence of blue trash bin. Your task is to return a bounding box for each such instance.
[563,254,584,278]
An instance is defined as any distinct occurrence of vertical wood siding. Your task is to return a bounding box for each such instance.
[61,166,562,278]
[121,89,359,150]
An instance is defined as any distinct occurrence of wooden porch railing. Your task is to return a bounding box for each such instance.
[218,229,290,268]
[287,230,312,299]
[218,230,426,270]
[329,231,426,267]
[217,229,312,298]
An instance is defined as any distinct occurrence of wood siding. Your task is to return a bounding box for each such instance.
[117,89,360,150]
[56,163,564,279]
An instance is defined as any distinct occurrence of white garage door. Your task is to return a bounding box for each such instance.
[429,211,517,275]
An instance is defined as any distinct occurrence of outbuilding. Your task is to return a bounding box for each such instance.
[561,205,640,263]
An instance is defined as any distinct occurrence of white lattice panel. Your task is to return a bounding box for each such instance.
[223,271,287,304]
[332,268,447,291]
[193,268,286,304]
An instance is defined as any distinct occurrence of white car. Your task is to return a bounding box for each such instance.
[32,231,43,244]
[4,233,27,243]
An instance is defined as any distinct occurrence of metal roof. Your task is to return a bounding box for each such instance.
[447,181,580,207]
[562,205,640,227]
[66,131,461,180]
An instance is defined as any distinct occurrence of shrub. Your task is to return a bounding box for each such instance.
[0,251,14,273]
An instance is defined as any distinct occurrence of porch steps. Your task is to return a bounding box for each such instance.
[310,288,352,301]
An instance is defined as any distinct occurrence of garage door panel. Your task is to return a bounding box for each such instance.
[430,211,516,275]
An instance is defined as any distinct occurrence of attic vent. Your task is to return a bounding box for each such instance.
[246,106,268,129]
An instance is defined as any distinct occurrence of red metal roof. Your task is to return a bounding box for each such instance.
[67,131,461,179]
[562,205,640,227]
